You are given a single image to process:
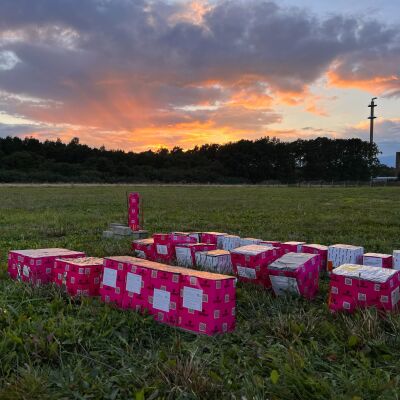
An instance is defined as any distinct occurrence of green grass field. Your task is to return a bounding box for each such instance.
[0,185,400,399]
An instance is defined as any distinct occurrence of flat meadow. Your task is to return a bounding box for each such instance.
[0,185,400,399]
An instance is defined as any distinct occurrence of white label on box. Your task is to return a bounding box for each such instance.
[23,265,30,277]
[156,244,168,255]
[270,276,300,296]
[391,286,400,306]
[237,266,256,279]
[153,289,170,312]
[102,268,117,288]
[364,257,383,268]
[126,273,142,294]
[183,286,203,311]
[136,250,146,259]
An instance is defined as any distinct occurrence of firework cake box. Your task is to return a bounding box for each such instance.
[54,257,103,297]
[230,245,282,287]
[8,248,85,285]
[302,244,328,272]
[195,250,233,274]
[178,269,236,335]
[329,264,400,312]
[281,241,306,254]
[259,241,282,248]
[175,243,217,267]
[394,251,400,271]
[221,235,241,251]
[201,232,228,248]
[128,192,141,231]
[153,233,197,264]
[132,238,155,260]
[267,252,320,299]
[327,244,364,271]
[363,253,393,269]
[240,238,262,246]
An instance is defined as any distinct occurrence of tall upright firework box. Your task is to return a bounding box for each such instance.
[394,251,400,271]
[178,269,236,335]
[54,257,103,296]
[230,245,282,287]
[153,233,197,264]
[128,192,142,231]
[8,248,85,285]
[267,252,320,299]
[327,244,364,271]
[363,253,392,269]
[195,250,233,274]
[132,238,155,260]
[329,264,400,313]
[175,243,217,267]
[201,232,227,248]
[281,241,306,254]
[302,244,328,272]
[221,235,241,251]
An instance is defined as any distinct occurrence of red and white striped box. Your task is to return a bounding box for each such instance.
[259,241,281,248]
[132,238,155,260]
[100,256,137,306]
[201,232,227,248]
[221,235,241,251]
[240,238,262,246]
[363,253,393,269]
[195,250,232,274]
[153,233,197,264]
[302,244,328,272]
[178,269,236,335]
[394,251,400,271]
[267,252,320,299]
[128,192,141,231]
[8,248,85,285]
[281,241,306,254]
[329,264,400,313]
[327,244,364,272]
[230,245,282,287]
[175,243,217,267]
[54,257,103,297]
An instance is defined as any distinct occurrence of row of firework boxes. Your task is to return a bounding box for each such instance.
[7,248,235,336]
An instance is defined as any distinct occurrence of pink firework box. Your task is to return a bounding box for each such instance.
[8,248,85,285]
[222,235,241,251]
[327,244,364,272]
[302,244,328,272]
[281,241,306,254]
[240,237,262,246]
[100,256,135,306]
[230,245,282,287]
[259,241,282,248]
[200,232,227,248]
[132,238,155,260]
[178,269,236,335]
[363,253,393,269]
[195,249,232,274]
[128,192,141,231]
[267,252,320,299]
[394,251,400,271]
[329,264,400,312]
[153,233,197,264]
[175,243,217,267]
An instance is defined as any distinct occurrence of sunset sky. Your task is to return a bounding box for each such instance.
[0,0,399,164]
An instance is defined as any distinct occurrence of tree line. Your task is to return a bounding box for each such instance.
[0,136,393,183]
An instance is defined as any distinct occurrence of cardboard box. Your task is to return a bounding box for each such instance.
[327,244,364,271]
[132,238,155,260]
[329,264,400,312]
[195,249,232,274]
[281,241,306,254]
[8,248,85,285]
[178,269,236,335]
[175,243,217,267]
[268,252,320,299]
[231,245,282,287]
[259,241,281,248]
[201,232,228,249]
[394,251,400,271]
[54,257,103,297]
[240,238,262,246]
[302,244,328,272]
[221,235,241,251]
[128,192,141,231]
[363,253,392,269]
[153,233,197,264]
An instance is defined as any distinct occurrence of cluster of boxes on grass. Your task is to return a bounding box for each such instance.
[99,256,236,335]
[329,264,400,312]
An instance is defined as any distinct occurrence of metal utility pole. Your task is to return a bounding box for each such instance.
[368,97,377,144]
